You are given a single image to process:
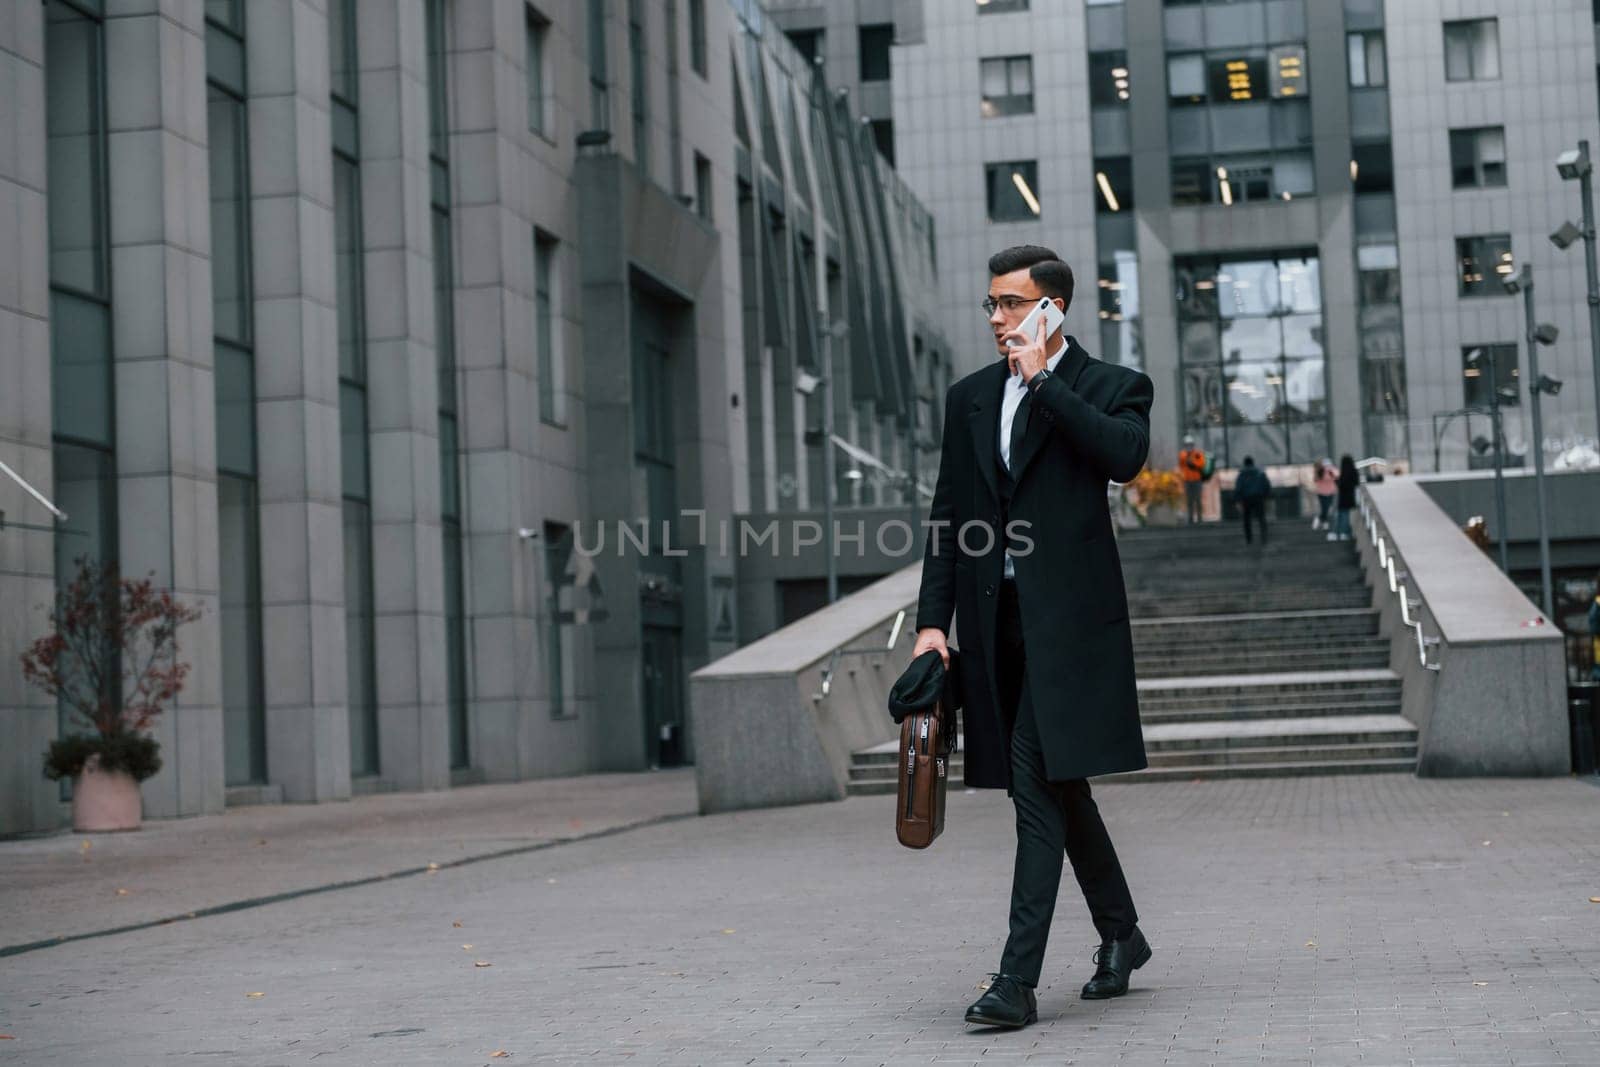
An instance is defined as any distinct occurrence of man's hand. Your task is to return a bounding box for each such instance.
[1002,311,1049,383]
[912,627,949,668]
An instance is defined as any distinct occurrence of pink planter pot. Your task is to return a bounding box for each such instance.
[72,754,142,832]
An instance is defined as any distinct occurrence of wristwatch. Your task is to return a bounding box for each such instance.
[1026,367,1052,394]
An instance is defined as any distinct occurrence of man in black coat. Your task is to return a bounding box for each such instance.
[912,245,1154,1029]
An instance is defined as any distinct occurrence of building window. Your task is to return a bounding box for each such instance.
[980,55,1034,117]
[1456,234,1513,297]
[986,160,1041,221]
[786,28,822,65]
[1090,50,1130,107]
[527,7,550,136]
[1450,126,1506,188]
[1350,142,1393,193]
[207,3,266,788]
[694,152,713,221]
[978,0,1029,13]
[588,0,610,130]
[859,23,892,82]
[689,0,707,78]
[1462,344,1520,408]
[536,231,563,425]
[1095,157,1132,213]
[628,0,648,177]
[1173,151,1313,205]
[1444,19,1499,82]
[424,0,471,773]
[869,118,895,165]
[1347,31,1385,87]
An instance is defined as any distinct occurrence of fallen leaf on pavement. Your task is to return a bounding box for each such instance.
[115,888,130,896]
[453,921,464,928]
[490,1051,510,1059]
[1304,940,1317,948]
[462,944,474,950]
[426,863,441,873]
[1589,897,1600,904]
[722,929,736,935]
[0,1034,14,1039]
[1473,981,1488,987]
[246,992,265,999]
[474,961,492,968]
[255,838,267,846]
[1482,840,1492,846]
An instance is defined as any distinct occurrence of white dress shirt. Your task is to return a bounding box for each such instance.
[1000,338,1067,579]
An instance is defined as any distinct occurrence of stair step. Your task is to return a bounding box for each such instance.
[1138,651,1391,678]
[1092,758,1419,784]
[1144,742,1418,767]
[1141,699,1404,725]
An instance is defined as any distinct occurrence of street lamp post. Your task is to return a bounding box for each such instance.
[1466,347,1512,574]
[1554,140,1600,460]
[1504,263,1557,619]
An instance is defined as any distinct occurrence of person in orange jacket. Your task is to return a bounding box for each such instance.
[1177,435,1207,524]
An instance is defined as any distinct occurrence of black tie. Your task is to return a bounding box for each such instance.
[1008,389,1031,472]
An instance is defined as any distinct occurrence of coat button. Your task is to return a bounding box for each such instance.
[985,584,995,596]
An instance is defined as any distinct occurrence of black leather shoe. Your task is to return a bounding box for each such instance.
[1080,926,1152,1000]
[964,972,1038,1028]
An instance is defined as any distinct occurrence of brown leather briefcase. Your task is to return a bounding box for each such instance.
[895,699,955,849]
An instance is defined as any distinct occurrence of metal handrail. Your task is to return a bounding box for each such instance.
[816,609,907,699]
[1358,492,1440,672]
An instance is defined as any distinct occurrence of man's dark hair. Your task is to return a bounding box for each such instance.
[1242,455,1255,466]
[989,245,1075,311]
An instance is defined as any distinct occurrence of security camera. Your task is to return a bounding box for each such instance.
[1557,147,1592,180]
[1551,221,1583,250]
[1533,322,1559,346]
[1534,374,1563,396]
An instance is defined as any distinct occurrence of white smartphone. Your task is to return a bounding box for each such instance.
[1006,297,1065,349]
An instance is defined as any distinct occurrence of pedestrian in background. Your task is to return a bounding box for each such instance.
[1178,435,1207,525]
[1331,454,1359,542]
[1311,458,1337,531]
[1235,456,1271,546]
[1588,572,1600,682]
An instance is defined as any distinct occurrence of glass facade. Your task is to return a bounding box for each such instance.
[1088,3,1138,369]
[628,0,649,176]
[1166,0,1312,205]
[207,3,267,786]
[425,0,472,772]
[1176,253,1328,466]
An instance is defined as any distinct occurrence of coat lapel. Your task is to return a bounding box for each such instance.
[966,359,1008,504]
[1009,336,1091,487]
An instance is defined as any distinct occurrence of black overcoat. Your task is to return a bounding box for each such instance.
[914,336,1154,789]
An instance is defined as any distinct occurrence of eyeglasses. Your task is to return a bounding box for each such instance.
[981,295,1034,316]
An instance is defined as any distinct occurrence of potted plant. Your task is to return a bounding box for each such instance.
[20,557,201,832]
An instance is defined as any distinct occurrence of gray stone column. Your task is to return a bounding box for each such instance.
[247,0,351,803]
[0,1,61,835]
[1306,0,1363,462]
[358,0,449,791]
[445,0,543,782]
[104,2,225,818]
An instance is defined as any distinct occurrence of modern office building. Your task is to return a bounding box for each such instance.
[776,0,1600,473]
[0,0,946,835]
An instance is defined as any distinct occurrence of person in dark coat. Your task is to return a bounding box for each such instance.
[1234,456,1271,545]
[1331,454,1359,541]
[912,245,1154,1029]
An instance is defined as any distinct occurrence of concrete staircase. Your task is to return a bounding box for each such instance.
[847,521,1416,794]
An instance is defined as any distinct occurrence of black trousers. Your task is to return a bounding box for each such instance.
[1241,499,1268,544]
[995,579,1138,986]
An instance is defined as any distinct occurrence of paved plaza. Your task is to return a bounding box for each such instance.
[2,773,1599,1065]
